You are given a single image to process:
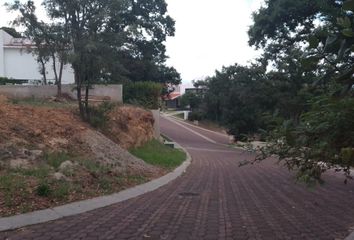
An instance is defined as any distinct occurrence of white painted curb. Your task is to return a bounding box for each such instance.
[0,148,192,232]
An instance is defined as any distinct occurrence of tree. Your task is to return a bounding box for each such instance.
[9,1,69,94]
[247,0,354,184]
[0,27,22,38]
[180,92,202,110]
[9,0,178,120]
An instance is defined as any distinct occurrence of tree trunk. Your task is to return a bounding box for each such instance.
[85,84,90,121]
[57,60,64,98]
[75,72,85,119]
[51,53,60,97]
[39,58,47,85]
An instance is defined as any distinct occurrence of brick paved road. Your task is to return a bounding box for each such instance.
[1,116,354,240]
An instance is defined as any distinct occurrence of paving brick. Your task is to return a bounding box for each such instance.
[1,117,354,240]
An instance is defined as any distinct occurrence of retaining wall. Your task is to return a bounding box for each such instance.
[0,84,123,103]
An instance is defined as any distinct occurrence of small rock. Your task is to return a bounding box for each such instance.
[59,160,74,172]
[33,129,42,137]
[10,158,30,169]
[37,144,46,149]
[53,172,67,181]
[28,150,43,160]
[49,138,69,147]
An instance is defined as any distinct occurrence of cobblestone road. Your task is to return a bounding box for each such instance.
[1,116,354,240]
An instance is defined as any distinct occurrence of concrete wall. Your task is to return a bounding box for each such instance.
[151,110,161,139]
[0,84,123,103]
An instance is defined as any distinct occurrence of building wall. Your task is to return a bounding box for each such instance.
[0,31,5,77]
[0,30,74,84]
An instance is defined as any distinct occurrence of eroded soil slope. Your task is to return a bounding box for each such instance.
[0,96,160,216]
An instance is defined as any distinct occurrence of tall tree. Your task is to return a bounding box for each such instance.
[9,0,178,120]
[9,1,68,94]
[248,0,354,183]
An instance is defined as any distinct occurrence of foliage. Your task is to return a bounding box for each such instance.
[88,102,116,129]
[256,96,354,184]
[130,139,186,169]
[0,27,22,38]
[0,77,27,85]
[36,182,52,197]
[188,111,205,121]
[200,64,278,137]
[44,151,71,170]
[8,0,178,120]
[124,81,162,109]
[180,92,202,110]
[244,0,354,183]
[184,0,354,183]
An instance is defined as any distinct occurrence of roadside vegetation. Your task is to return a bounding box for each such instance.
[0,97,161,217]
[0,150,148,217]
[130,140,186,170]
[181,0,354,184]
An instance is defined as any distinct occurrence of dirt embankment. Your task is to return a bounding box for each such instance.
[0,96,160,216]
[0,98,157,173]
[106,106,155,149]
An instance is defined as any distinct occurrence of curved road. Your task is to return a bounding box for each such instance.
[1,116,354,240]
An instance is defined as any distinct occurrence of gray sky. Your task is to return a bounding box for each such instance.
[0,0,263,83]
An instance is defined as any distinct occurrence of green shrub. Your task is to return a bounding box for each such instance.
[0,77,27,85]
[44,151,71,170]
[88,102,115,129]
[52,181,70,199]
[36,183,52,197]
[188,111,205,121]
[124,82,162,109]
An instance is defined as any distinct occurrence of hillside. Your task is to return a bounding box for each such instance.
[0,96,161,216]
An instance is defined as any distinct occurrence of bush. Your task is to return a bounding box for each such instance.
[0,77,27,85]
[36,183,52,197]
[124,82,162,109]
[180,92,202,110]
[44,151,71,170]
[257,96,354,185]
[88,102,115,129]
[188,111,205,121]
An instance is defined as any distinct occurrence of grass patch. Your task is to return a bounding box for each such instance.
[0,174,28,207]
[51,181,71,199]
[44,151,71,170]
[130,140,186,169]
[12,165,50,179]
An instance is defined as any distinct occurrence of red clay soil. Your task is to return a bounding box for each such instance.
[0,96,160,217]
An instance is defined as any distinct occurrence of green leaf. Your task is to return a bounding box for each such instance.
[324,35,338,51]
[337,39,347,60]
[337,17,352,28]
[342,28,354,37]
[343,0,354,11]
[301,55,320,69]
[308,36,319,49]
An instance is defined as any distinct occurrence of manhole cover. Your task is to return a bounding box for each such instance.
[178,192,200,197]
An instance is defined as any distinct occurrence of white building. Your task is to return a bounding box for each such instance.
[0,30,74,84]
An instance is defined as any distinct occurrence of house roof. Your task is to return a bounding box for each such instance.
[162,92,181,101]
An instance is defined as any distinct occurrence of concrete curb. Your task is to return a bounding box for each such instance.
[0,148,192,232]
[346,229,354,240]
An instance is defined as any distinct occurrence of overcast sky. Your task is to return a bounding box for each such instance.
[0,0,263,83]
